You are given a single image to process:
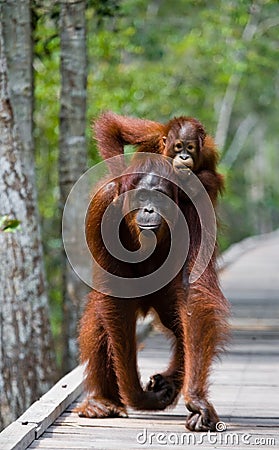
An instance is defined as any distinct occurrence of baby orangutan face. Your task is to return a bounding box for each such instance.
[162,122,204,173]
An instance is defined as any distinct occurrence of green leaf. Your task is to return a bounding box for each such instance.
[0,216,21,233]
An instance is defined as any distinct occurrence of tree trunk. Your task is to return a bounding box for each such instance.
[247,125,271,235]
[221,114,258,168]
[215,4,261,152]
[59,0,88,373]
[0,15,56,431]
[2,0,34,184]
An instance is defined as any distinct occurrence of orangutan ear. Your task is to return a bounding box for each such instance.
[162,136,167,147]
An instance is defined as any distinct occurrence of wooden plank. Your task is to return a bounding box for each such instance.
[28,424,279,449]
[19,365,84,438]
[0,422,36,450]
[0,366,84,450]
[218,229,279,271]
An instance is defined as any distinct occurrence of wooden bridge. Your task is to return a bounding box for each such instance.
[1,231,279,449]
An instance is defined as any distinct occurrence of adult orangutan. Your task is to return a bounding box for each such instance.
[76,152,230,432]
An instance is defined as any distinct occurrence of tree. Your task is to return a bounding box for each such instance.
[0,4,56,430]
[2,0,35,184]
[59,0,88,372]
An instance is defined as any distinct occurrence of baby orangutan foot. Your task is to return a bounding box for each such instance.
[75,396,128,418]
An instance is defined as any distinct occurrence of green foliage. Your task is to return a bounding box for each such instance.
[87,0,121,21]
[0,216,21,233]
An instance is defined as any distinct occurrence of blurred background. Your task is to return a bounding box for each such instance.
[0,0,278,430]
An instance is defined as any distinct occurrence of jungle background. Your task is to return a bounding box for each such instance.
[0,0,278,429]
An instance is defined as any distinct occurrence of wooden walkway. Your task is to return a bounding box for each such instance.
[1,231,279,449]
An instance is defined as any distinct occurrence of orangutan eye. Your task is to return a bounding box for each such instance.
[187,143,196,152]
[175,142,183,152]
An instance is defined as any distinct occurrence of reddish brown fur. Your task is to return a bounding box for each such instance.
[76,139,230,431]
[93,111,165,158]
[94,111,224,205]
